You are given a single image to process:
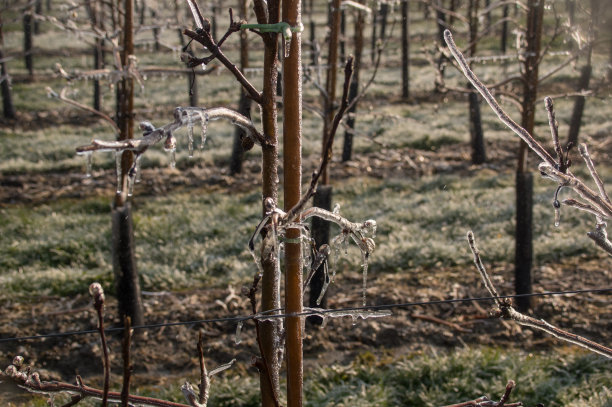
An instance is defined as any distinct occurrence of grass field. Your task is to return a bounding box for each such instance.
[1,0,611,406]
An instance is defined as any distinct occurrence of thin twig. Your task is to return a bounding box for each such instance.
[89,283,109,407]
[47,87,120,134]
[183,28,262,104]
[285,57,354,223]
[197,332,209,405]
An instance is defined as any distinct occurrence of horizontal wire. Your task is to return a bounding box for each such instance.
[0,287,609,344]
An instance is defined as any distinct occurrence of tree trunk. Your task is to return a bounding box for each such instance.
[113,0,144,327]
[501,5,509,54]
[111,204,144,328]
[468,0,485,164]
[282,1,303,405]
[258,2,281,404]
[0,16,16,119]
[23,9,34,79]
[342,2,365,162]
[230,0,251,175]
[469,90,486,164]
[370,3,377,63]
[567,0,598,147]
[34,0,42,35]
[401,0,410,99]
[515,0,544,312]
[515,171,533,312]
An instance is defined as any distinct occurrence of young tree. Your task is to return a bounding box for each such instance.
[514,0,544,312]
[0,13,16,119]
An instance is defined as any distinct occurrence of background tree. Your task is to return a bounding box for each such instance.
[0,13,16,119]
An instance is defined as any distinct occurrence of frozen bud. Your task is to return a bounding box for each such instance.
[241,135,255,151]
[12,355,24,367]
[89,283,105,308]
[263,197,275,214]
[180,382,198,405]
[363,238,376,254]
[241,286,250,297]
[139,121,155,134]
[27,372,42,387]
[4,365,17,377]
[164,133,177,152]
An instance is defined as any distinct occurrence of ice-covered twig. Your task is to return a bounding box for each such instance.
[442,380,522,407]
[444,30,556,167]
[76,106,267,155]
[467,232,612,359]
[445,29,612,251]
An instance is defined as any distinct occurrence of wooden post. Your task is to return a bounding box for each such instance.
[282,1,303,405]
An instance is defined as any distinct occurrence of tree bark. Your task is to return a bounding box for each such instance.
[257,2,281,404]
[501,5,509,54]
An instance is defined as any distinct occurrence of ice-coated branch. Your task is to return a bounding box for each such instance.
[467,232,612,359]
[586,222,612,257]
[442,380,523,407]
[443,29,557,167]
[76,106,268,155]
[579,144,611,207]
[446,29,612,253]
[181,333,236,407]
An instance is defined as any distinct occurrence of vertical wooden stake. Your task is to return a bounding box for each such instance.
[282,1,303,406]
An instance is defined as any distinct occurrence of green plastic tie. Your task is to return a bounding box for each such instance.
[241,22,304,41]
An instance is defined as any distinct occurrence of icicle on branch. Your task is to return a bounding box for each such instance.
[467,231,612,359]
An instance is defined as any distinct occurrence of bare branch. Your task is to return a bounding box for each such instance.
[285,57,354,222]
[183,28,262,104]
[47,87,120,135]
[89,283,109,407]
[579,144,611,206]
